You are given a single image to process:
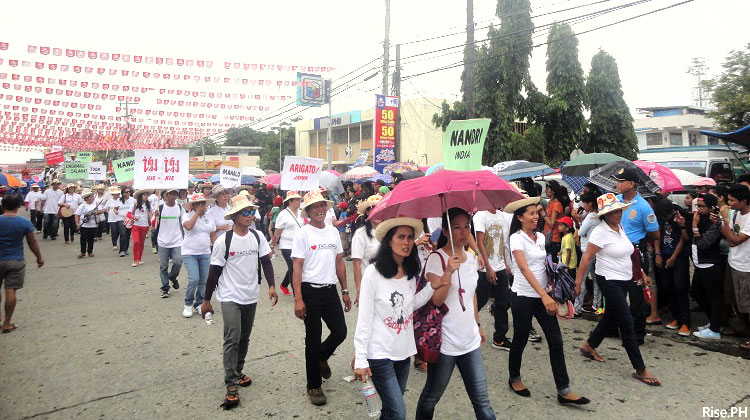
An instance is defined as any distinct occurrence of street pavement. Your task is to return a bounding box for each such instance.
[1,217,749,419]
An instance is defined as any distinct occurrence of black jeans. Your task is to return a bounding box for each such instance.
[691,264,723,333]
[43,213,59,238]
[61,215,75,242]
[280,248,294,289]
[109,222,120,247]
[301,283,347,389]
[588,276,646,371]
[30,209,42,231]
[96,214,108,237]
[80,227,96,254]
[476,269,511,342]
[151,229,158,250]
[509,293,569,392]
[659,254,691,327]
[118,222,131,253]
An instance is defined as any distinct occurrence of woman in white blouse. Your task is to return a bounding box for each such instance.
[353,217,442,420]
[269,191,304,295]
[506,196,589,405]
[351,194,383,305]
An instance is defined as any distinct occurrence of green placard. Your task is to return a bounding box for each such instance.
[442,118,491,171]
[77,152,93,163]
[112,157,135,183]
[65,162,88,179]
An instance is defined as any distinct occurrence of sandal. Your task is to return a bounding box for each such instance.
[220,386,240,410]
[740,341,750,350]
[77,254,85,259]
[580,347,605,362]
[1,324,17,334]
[632,372,661,386]
[238,374,253,387]
[413,358,427,372]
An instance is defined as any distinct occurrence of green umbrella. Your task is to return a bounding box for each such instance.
[560,153,627,177]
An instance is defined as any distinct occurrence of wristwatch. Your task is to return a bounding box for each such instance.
[341,289,349,295]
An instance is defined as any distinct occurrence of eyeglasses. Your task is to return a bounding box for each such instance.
[240,209,256,217]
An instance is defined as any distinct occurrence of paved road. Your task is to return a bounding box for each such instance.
[1,221,749,419]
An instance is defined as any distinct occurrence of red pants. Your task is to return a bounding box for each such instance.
[132,225,149,262]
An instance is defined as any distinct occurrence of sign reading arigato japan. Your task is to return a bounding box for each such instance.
[133,149,189,189]
[281,156,323,191]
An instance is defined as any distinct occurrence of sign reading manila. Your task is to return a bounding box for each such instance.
[442,118,491,171]
[281,156,323,191]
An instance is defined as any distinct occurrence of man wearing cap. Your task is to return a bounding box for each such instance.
[40,180,64,240]
[201,195,277,409]
[292,190,351,406]
[613,167,661,343]
[25,184,43,233]
[155,188,184,298]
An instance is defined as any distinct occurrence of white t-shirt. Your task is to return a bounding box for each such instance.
[324,207,337,226]
[207,203,233,232]
[578,212,600,252]
[275,208,305,249]
[589,223,634,281]
[351,227,380,269]
[131,202,152,227]
[58,192,82,213]
[728,210,750,272]
[181,212,216,255]
[424,249,481,356]
[42,188,64,214]
[148,194,159,210]
[509,231,548,298]
[119,197,136,219]
[473,210,508,272]
[74,201,99,228]
[93,193,110,211]
[106,198,122,221]
[211,229,271,304]
[157,203,184,248]
[291,224,343,285]
[25,191,42,210]
[353,264,435,369]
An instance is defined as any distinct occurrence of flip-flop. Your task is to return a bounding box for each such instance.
[740,341,750,350]
[580,347,605,362]
[220,386,240,410]
[238,374,252,387]
[2,324,17,334]
[632,372,661,386]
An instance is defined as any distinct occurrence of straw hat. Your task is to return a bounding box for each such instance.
[211,184,227,198]
[597,193,634,217]
[357,194,382,215]
[164,188,179,195]
[375,217,424,242]
[52,179,62,185]
[284,191,303,202]
[95,184,105,190]
[300,189,332,218]
[30,183,39,188]
[224,195,258,219]
[80,189,95,200]
[133,189,152,199]
[66,183,77,189]
[504,196,541,214]
[108,186,121,195]
[188,192,207,203]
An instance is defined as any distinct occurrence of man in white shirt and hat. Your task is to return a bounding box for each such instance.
[40,180,64,240]
[155,188,184,298]
[25,184,43,233]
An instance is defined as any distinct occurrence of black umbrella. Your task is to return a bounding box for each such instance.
[589,161,661,197]
[393,170,424,185]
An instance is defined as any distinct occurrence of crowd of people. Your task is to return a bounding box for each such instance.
[2,167,750,418]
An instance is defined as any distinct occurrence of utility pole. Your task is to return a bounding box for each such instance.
[325,79,332,170]
[393,44,401,162]
[118,100,136,140]
[464,0,475,118]
[382,0,390,96]
[687,57,708,108]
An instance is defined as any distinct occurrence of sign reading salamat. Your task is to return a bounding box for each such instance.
[219,165,242,188]
[134,149,189,189]
[64,161,88,179]
[281,156,323,191]
[442,118,491,171]
[87,162,106,180]
[112,157,136,183]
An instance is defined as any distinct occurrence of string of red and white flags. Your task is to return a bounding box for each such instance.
[0,41,334,152]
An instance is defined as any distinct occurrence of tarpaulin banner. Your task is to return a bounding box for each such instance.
[45,151,64,165]
[442,118,491,171]
[64,161,88,179]
[374,94,399,173]
[112,156,135,183]
[87,162,106,180]
[133,149,189,189]
[281,156,323,191]
[76,151,92,163]
[219,165,241,188]
[353,149,370,167]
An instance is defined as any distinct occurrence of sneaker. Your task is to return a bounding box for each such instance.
[698,323,711,331]
[195,306,202,315]
[491,339,511,351]
[280,286,291,295]
[152,247,158,254]
[665,320,679,330]
[161,291,170,298]
[582,306,595,313]
[182,305,193,318]
[528,328,542,343]
[693,329,721,340]
[112,246,118,250]
[595,308,605,315]
[319,359,332,379]
[119,251,125,257]
[678,325,691,336]
[171,279,180,290]
[307,387,327,406]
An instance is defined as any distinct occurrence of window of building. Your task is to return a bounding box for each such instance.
[333,127,347,144]
[708,136,719,145]
[689,133,698,146]
[646,133,662,146]
[669,132,683,146]
[349,126,360,143]
[361,124,373,140]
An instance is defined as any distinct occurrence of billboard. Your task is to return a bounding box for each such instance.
[374,94,399,173]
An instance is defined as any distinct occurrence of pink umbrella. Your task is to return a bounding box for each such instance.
[694,177,717,187]
[633,160,683,193]
[325,169,341,177]
[261,173,281,186]
[368,170,523,220]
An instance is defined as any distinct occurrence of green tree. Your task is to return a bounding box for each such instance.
[707,43,750,131]
[542,22,587,164]
[223,126,267,147]
[586,50,638,160]
[186,137,220,157]
[258,123,296,172]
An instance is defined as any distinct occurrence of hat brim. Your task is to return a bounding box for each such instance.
[284,194,303,202]
[598,200,634,217]
[81,193,95,200]
[164,189,179,195]
[357,201,377,215]
[301,199,333,218]
[504,196,541,214]
[375,217,424,242]
[224,203,259,220]
[134,189,152,198]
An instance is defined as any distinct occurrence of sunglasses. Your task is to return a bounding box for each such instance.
[696,204,707,208]
[240,208,256,217]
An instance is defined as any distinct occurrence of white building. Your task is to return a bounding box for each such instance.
[634,106,716,150]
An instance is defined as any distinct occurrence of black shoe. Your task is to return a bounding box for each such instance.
[509,379,530,397]
[319,359,331,379]
[43,235,48,239]
[492,339,511,351]
[161,291,170,298]
[558,394,590,405]
[581,306,595,313]
[528,328,542,343]
[171,279,180,290]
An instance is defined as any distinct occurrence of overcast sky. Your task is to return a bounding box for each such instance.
[1,0,748,164]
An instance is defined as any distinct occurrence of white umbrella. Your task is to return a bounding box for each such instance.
[669,169,701,187]
[241,167,267,177]
[319,171,345,195]
[341,166,379,181]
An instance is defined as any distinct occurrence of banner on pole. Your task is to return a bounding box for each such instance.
[374,94,399,173]
[281,156,323,191]
[64,161,88,179]
[112,157,135,183]
[219,165,242,188]
[45,151,64,165]
[352,149,370,167]
[87,162,106,180]
[442,118,491,171]
[76,152,93,163]
[133,149,189,189]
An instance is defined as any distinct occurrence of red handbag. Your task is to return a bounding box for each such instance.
[413,252,449,364]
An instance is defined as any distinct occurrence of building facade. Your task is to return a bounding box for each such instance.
[634,106,717,150]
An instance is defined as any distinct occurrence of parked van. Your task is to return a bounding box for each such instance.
[654,157,734,183]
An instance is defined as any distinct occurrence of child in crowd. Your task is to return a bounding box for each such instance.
[558,216,577,278]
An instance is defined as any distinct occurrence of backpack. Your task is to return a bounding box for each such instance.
[223,229,264,285]
[412,251,449,364]
[156,203,184,238]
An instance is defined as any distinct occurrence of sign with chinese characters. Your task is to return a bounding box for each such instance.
[112,157,136,183]
[281,156,323,191]
[64,161,88,179]
[219,165,242,188]
[374,94,399,173]
[442,118,490,171]
[133,149,189,189]
[87,162,106,180]
[45,151,64,165]
[76,152,93,163]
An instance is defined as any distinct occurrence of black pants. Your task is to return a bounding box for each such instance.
[280,248,294,289]
[118,222,131,253]
[150,229,158,251]
[30,209,42,231]
[659,254,691,327]
[96,215,108,238]
[43,213,59,238]
[691,264,723,333]
[109,222,120,247]
[301,283,347,389]
[80,227,96,254]
[508,293,569,391]
[476,269,511,342]
[61,215,76,242]
[588,276,646,371]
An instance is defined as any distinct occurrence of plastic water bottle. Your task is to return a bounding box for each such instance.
[205,311,214,325]
[360,379,381,418]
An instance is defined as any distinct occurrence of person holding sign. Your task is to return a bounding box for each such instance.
[74,190,104,259]
[58,184,82,245]
[270,191,304,296]
[131,190,153,267]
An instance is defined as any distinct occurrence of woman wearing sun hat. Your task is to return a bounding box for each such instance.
[180,193,218,318]
[105,187,122,250]
[207,185,233,243]
[576,193,661,386]
[351,194,383,305]
[74,189,105,258]
[270,191,304,296]
[58,183,82,244]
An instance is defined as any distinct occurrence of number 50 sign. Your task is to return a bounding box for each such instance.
[134,149,189,189]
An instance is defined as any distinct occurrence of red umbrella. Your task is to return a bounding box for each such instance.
[193,173,213,179]
[632,160,683,193]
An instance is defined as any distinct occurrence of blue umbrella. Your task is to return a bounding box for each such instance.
[211,174,220,183]
[368,173,393,184]
[492,161,556,180]
[241,175,257,185]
